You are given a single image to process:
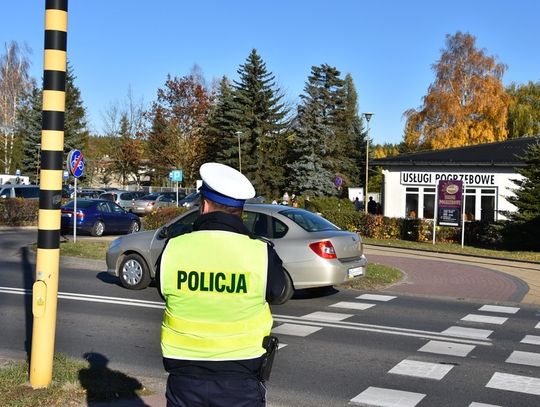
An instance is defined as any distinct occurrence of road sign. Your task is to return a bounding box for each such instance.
[67,149,85,178]
[335,175,343,188]
[63,170,69,180]
[171,170,183,182]
[15,169,20,176]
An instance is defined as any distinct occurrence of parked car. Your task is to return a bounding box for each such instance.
[0,184,40,199]
[106,204,367,294]
[61,199,141,237]
[160,191,187,204]
[99,190,138,211]
[178,191,200,209]
[131,193,175,215]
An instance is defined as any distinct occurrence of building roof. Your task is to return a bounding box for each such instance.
[372,137,539,168]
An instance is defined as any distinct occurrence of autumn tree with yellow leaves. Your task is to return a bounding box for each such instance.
[403,32,513,151]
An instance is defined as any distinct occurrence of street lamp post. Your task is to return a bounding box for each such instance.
[362,112,373,213]
[236,131,242,173]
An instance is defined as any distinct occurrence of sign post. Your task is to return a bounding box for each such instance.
[170,170,183,206]
[433,179,464,245]
[67,149,85,242]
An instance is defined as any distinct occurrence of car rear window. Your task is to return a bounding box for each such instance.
[141,194,159,200]
[14,187,40,198]
[279,208,339,232]
[64,200,95,208]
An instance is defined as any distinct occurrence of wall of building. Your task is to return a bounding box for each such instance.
[381,166,524,221]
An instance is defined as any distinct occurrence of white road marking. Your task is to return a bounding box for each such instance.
[273,315,492,346]
[418,340,475,357]
[478,305,519,314]
[300,311,353,321]
[356,294,397,302]
[0,286,492,346]
[441,326,493,340]
[388,359,453,380]
[350,387,425,407]
[271,323,321,337]
[521,335,540,345]
[486,372,540,396]
[461,314,508,325]
[469,403,502,407]
[535,322,540,329]
[506,350,540,367]
[277,343,287,350]
[329,301,375,311]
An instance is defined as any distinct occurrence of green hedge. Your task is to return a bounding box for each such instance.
[141,207,188,230]
[0,199,39,226]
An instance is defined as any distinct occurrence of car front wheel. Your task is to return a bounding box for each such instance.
[91,220,105,237]
[128,220,140,234]
[119,253,151,290]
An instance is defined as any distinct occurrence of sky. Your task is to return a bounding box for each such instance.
[2,0,540,146]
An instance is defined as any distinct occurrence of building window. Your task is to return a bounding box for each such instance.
[463,188,497,221]
[405,187,419,218]
[481,189,496,221]
[423,188,435,219]
[465,190,476,221]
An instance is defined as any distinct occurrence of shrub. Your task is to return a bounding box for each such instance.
[141,207,188,231]
[0,198,39,226]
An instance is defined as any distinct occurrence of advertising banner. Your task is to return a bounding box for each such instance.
[437,180,463,227]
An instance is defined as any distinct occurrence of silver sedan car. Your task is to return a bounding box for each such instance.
[106,204,367,298]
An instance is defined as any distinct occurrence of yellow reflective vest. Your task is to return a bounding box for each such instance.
[160,230,273,361]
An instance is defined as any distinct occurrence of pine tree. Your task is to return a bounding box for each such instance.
[205,76,240,167]
[233,49,289,197]
[335,74,365,187]
[64,63,89,155]
[19,87,42,182]
[507,138,540,222]
[504,137,540,250]
[289,64,352,196]
[288,66,337,196]
[18,63,89,183]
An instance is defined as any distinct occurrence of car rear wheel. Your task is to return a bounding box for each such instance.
[128,220,140,234]
[91,220,105,237]
[283,270,294,301]
[119,253,151,290]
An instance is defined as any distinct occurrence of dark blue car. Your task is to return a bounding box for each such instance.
[61,199,141,237]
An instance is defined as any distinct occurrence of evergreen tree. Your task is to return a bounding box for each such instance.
[64,62,89,154]
[233,49,289,197]
[18,63,89,183]
[335,74,365,188]
[19,87,42,182]
[507,138,540,222]
[288,66,337,196]
[505,137,540,250]
[289,64,351,196]
[205,76,240,166]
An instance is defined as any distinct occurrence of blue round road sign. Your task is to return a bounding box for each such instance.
[67,149,85,178]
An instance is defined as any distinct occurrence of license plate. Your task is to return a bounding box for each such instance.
[348,266,364,279]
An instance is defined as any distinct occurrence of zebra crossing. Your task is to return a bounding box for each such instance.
[271,294,540,406]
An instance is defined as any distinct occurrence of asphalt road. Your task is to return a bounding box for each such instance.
[1,229,540,406]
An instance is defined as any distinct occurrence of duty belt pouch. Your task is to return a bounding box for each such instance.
[258,335,279,382]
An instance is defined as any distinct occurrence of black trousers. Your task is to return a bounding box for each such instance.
[166,374,266,407]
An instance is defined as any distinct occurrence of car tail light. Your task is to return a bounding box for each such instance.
[148,202,155,206]
[76,211,84,220]
[309,241,337,259]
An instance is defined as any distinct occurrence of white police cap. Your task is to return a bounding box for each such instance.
[199,163,255,207]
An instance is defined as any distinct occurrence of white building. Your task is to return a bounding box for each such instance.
[372,137,537,221]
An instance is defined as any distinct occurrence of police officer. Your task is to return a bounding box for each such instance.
[158,162,289,407]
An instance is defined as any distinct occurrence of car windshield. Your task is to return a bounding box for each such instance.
[140,194,159,200]
[279,208,339,232]
[64,200,94,208]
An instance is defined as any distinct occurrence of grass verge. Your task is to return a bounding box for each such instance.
[340,263,403,291]
[0,353,152,407]
[364,238,540,263]
[59,241,110,260]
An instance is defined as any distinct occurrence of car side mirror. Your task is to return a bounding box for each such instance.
[158,225,169,239]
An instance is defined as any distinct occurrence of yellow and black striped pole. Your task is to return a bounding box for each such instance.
[30,0,68,388]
